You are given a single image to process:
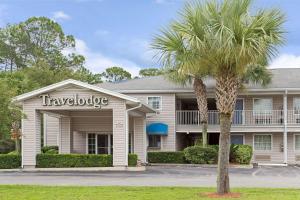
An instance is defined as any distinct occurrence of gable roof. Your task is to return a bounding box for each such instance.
[13,79,140,103]
[97,68,300,93]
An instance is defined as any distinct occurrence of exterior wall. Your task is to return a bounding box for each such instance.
[71,110,113,154]
[127,93,176,151]
[244,132,284,163]
[60,117,71,154]
[21,85,127,167]
[43,115,59,146]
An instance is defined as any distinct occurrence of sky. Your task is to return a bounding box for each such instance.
[0,0,300,76]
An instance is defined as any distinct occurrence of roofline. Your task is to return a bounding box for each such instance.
[13,79,140,103]
[113,88,300,94]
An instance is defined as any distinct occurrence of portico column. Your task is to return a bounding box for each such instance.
[59,117,71,154]
[133,116,147,163]
[283,91,288,164]
[113,106,127,166]
[22,109,41,168]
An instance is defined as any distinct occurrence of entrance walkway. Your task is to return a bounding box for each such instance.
[0,166,299,188]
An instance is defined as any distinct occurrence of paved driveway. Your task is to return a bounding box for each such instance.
[0,166,300,188]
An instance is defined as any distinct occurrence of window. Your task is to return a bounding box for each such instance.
[254,135,272,150]
[293,98,300,115]
[253,98,272,115]
[295,135,300,150]
[147,96,161,110]
[88,133,96,154]
[231,135,244,145]
[148,135,161,148]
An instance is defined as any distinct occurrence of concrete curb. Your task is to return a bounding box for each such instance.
[0,166,146,172]
[148,163,253,169]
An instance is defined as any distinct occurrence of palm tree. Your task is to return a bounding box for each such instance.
[153,29,211,147]
[153,0,284,194]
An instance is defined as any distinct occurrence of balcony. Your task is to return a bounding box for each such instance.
[176,110,300,126]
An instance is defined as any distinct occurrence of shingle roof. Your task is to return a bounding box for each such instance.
[97,68,300,92]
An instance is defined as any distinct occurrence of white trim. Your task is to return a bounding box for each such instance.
[147,96,162,111]
[43,114,47,146]
[253,133,273,151]
[13,79,140,104]
[230,134,245,145]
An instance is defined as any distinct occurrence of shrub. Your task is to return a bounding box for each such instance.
[0,154,21,169]
[128,154,138,166]
[183,146,218,164]
[41,146,59,154]
[0,139,15,154]
[7,151,20,155]
[148,151,187,163]
[44,149,58,154]
[230,144,253,164]
[36,154,113,168]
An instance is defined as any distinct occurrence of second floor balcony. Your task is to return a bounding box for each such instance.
[176,110,300,126]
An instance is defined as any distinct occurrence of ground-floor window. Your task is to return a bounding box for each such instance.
[254,134,272,150]
[148,135,161,148]
[87,133,112,154]
[230,134,244,145]
[295,134,300,150]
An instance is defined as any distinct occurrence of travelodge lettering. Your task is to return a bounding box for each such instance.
[40,94,108,108]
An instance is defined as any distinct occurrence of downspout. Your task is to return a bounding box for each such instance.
[283,89,288,165]
[125,103,142,166]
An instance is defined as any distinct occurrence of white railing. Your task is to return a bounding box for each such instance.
[287,110,300,125]
[176,110,284,126]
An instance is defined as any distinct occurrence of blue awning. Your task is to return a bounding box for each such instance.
[146,123,168,135]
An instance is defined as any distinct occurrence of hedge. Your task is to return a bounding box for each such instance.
[128,154,138,166]
[147,151,187,163]
[184,146,218,164]
[41,146,58,154]
[0,139,15,154]
[0,154,21,169]
[36,154,138,168]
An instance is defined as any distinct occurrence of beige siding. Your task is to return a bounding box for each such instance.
[60,117,71,154]
[244,132,284,163]
[133,117,147,163]
[127,94,176,151]
[44,114,59,146]
[72,131,86,154]
[22,107,41,167]
[112,101,127,166]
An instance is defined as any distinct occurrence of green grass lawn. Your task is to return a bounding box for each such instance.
[0,185,299,200]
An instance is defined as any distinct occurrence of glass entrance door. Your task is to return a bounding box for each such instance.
[97,135,109,154]
[87,133,112,155]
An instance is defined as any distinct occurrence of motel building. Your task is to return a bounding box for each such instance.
[14,68,300,168]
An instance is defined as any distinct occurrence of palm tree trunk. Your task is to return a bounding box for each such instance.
[215,73,239,194]
[193,78,208,147]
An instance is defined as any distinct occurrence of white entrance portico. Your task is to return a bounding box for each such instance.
[14,79,155,168]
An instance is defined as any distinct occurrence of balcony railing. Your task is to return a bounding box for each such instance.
[176,110,289,126]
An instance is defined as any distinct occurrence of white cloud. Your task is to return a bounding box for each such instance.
[269,54,300,68]
[63,38,141,76]
[52,11,71,21]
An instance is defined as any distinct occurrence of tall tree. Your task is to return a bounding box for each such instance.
[139,68,164,77]
[152,29,210,147]
[162,0,284,194]
[102,66,132,82]
[0,17,84,71]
